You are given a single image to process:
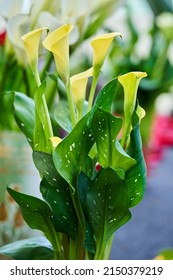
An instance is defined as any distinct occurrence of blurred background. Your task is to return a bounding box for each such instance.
[0,0,173,259]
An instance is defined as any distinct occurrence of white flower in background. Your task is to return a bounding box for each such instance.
[7,14,30,66]
[0,0,120,65]
[0,16,5,33]
[156,12,173,41]
[60,0,87,22]
[36,0,88,44]
[156,12,173,65]
[29,0,60,28]
[0,0,26,19]
[155,93,173,116]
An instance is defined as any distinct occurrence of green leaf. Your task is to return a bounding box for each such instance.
[0,91,17,130]
[14,92,35,148]
[0,237,54,260]
[82,156,94,178]
[53,79,119,187]
[34,81,52,153]
[86,168,131,255]
[34,109,48,152]
[77,172,96,254]
[44,75,58,109]
[7,187,54,239]
[54,100,72,133]
[95,78,118,112]
[126,112,147,207]
[53,113,94,188]
[91,108,136,174]
[33,151,77,238]
[0,91,35,147]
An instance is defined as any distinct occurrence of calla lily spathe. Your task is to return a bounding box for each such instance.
[118,72,147,117]
[21,27,48,82]
[70,67,93,116]
[42,24,73,84]
[118,71,147,147]
[91,32,121,75]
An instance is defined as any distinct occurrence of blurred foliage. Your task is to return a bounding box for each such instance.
[147,0,172,16]
[106,0,173,144]
[154,249,173,260]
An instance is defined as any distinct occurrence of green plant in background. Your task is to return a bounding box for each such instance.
[87,0,173,145]
[154,249,173,260]
[0,23,147,260]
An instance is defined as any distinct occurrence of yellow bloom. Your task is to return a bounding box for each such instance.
[118,71,147,147]
[42,24,73,84]
[21,27,48,81]
[118,72,147,118]
[91,32,121,75]
[50,136,62,148]
[70,67,93,115]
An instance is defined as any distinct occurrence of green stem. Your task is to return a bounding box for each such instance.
[0,51,14,93]
[23,68,31,97]
[76,224,85,259]
[46,221,63,260]
[34,70,53,139]
[69,189,85,259]
[87,72,99,112]
[94,233,114,260]
[152,40,170,80]
[66,80,77,127]
[120,119,131,150]
[102,234,114,259]
[43,76,57,109]
[69,237,77,260]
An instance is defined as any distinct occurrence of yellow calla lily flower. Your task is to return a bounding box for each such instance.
[42,24,73,84]
[118,71,147,147]
[87,32,121,112]
[118,72,147,117]
[50,136,62,148]
[70,67,93,106]
[21,27,48,84]
[91,32,121,75]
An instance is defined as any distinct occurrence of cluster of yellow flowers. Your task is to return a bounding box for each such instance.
[22,24,147,148]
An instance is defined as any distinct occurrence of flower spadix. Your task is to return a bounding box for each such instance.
[50,136,62,148]
[21,27,48,83]
[70,67,93,116]
[118,71,147,147]
[42,24,73,84]
[91,32,121,75]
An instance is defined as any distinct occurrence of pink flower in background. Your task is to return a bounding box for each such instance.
[147,114,173,170]
[0,30,6,45]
